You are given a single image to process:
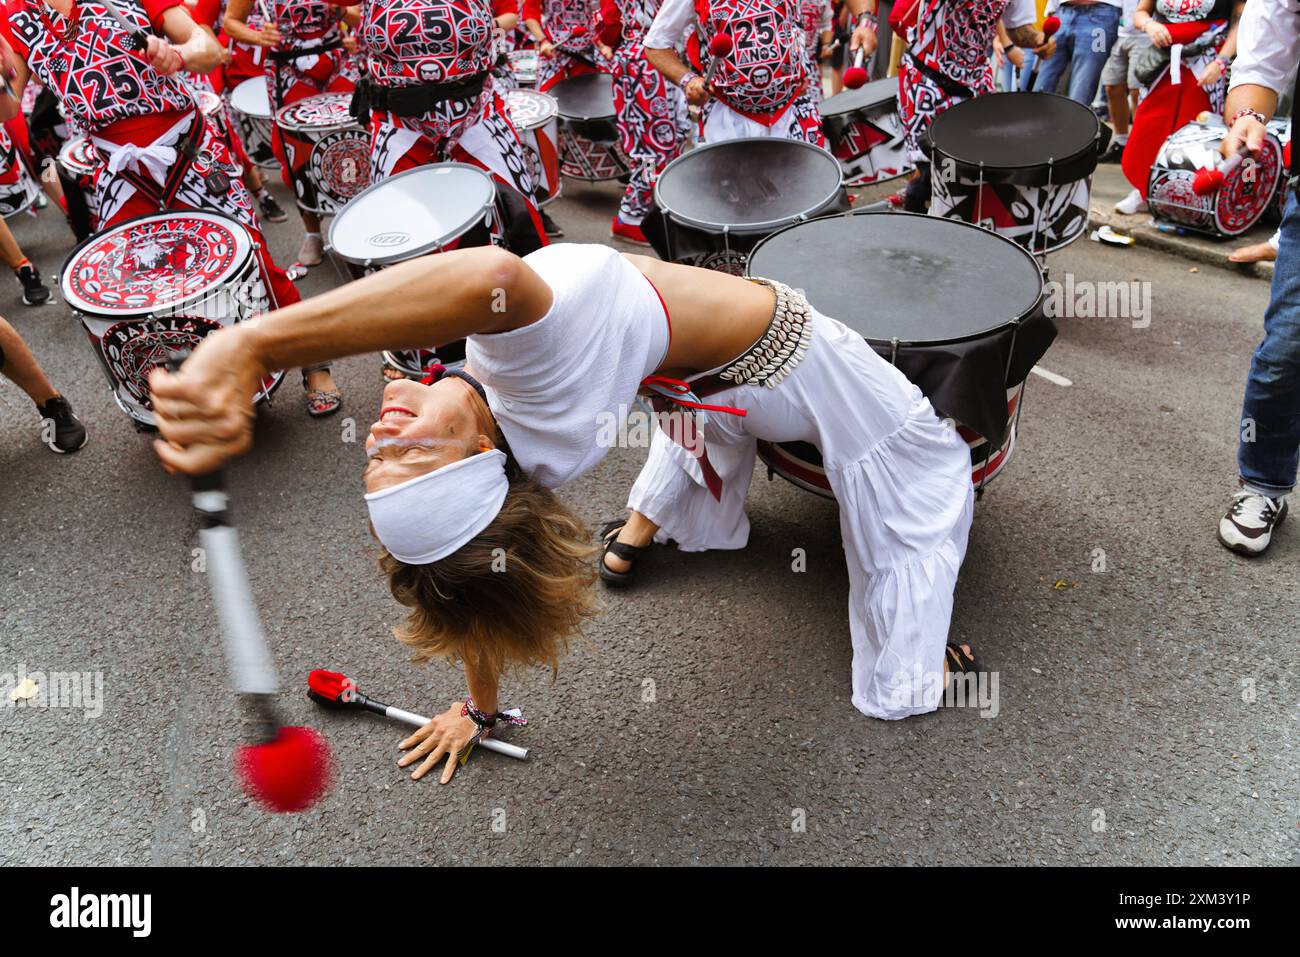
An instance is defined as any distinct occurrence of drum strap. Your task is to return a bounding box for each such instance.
[268,38,343,62]
[905,53,975,102]
[107,109,206,212]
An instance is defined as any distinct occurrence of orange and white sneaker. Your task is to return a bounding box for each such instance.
[610,216,650,246]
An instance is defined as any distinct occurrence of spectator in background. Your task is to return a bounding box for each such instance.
[1098,0,1150,162]
[1032,0,1123,104]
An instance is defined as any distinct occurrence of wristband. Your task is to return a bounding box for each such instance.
[176,48,186,72]
[462,695,530,729]
[679,71,701,90]
[1231,108,1267,127]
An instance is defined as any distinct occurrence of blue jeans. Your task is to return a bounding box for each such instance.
[1239,191,1300,494]
[1031,3,1121,104]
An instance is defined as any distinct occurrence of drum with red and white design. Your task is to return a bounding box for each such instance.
[61,211,282,427]
[508,49,539,87]
[929,92,1107,256]
[819,77,912,187]
[552,72,630,180]
[328,163,502,379]
[1148,117,1283,238]
[0,124,40,218]
[56,136,103,228]
[275,92,371,214]
[746,211,1055,495]
[230,76,280,169]
[506,88,561,204]
[1265,116,1290,224]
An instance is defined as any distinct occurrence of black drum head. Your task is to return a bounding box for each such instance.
[551,73,616,121]
[655,138,844,233]
[929,92,1100,180]
[747,211,1043,343]
[820,77,898,118]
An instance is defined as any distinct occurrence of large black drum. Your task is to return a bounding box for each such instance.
[646,137,848,274]
[551,73,629,181]
[928,92,1109,255]
[746,211,1057,494]
[820,77,913,186]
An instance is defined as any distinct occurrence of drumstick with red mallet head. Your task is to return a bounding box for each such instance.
[702,32,734,90]
[307,669,529,760]
[842,15,873,90]
[1193,145,1252,196]
[96,0,151,52]
[1027,15,1062,86]
[166,352,332,813]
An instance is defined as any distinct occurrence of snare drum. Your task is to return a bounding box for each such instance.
[819,77,913,187]
[61,212,282,427]
[329,163,500,379]
[57,135,102,227]
[649,137,848,274]
[0,124,41,218]
[506,88,561,205]
[747,211,1056,493]
[275,92,371,214]
[508,49,538,88]
[552,73,630,181]
[1148,117,1283,238]
[230,77,278,170]
[928,92,1106,255]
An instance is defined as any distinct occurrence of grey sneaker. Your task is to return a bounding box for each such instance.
[1218,490,1288,556]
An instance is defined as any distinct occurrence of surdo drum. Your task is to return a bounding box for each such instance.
[928,92,1108,256]
[746,211,1057,494]
[275,92,371,215]
[328,163,501,379]
[551,73,630,181]
[61,212,282,428]
[508,49,538,87]
[56,136,102,228]
[819,77,913,187]
[506,88,561,206]
[650,137,847,275]
[1147,116,1283,238]
[230,77,279,170]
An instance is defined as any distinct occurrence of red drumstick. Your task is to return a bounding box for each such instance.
[1193,145,1250,196]
[703,32,733,88]
[842,15,872,90]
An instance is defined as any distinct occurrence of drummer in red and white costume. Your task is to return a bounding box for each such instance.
[796,0,832,104]
[874,0,1054,212]
[0,0,343,416]
[643,0,830,144]
[596,0,688,244]
[523,0,606,92]
[345,0,546,254]
[224,0,357,266]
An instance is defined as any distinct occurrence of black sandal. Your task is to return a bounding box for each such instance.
[939,642,981,704]
[598,520,648,587]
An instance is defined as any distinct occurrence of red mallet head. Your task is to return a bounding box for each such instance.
[571,24,587,36]
[236,725,332,813]
[709,32,734,58]
[1041,15,1061,38]
[308,668,352,705]
[1285,140,1292,169]
[844,59,869,89]
[1192,166,1225,196]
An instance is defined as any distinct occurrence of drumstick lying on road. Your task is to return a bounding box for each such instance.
[167,352,332,814]
[307,669,530,761]
[1193,145,1251,195]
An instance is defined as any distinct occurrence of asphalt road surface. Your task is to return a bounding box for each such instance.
[1,172,1296,867]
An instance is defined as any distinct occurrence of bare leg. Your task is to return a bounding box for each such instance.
[0,316,58,405]
[604,509,659,573]
[0,217,27,270]
[1105,83,1131,136]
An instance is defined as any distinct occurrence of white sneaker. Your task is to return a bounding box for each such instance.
[1115,189,1148,215]
[1217,490,1288,556]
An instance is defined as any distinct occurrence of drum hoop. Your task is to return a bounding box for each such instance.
[819,84,897,120]
[929,92,1101,186]
[655,137,845,233]
[745,209,1046,346]
[275,92,362,134]
[60,211,256,316]
[506,90,559,127]
[327,162,497,267]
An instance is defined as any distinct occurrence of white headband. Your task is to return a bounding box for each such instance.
[364,449,509,564]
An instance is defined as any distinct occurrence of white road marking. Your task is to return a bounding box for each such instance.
[1030,365,1073,387]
